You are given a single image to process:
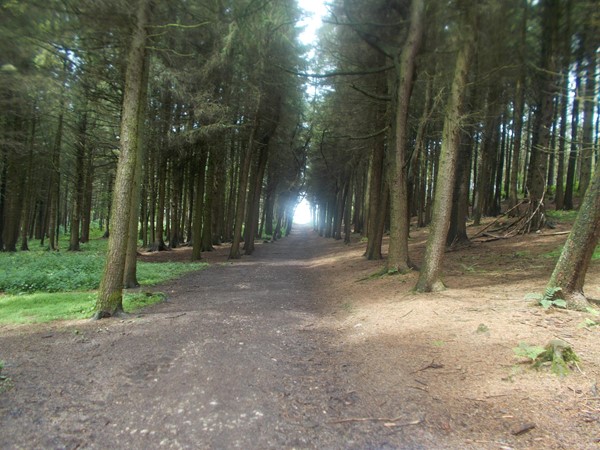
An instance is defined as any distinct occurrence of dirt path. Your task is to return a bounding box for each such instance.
[1,224,599,449]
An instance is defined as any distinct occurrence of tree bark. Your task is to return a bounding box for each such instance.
[564,57,582,211]
[202,148,216,252]
[386,0,424,273]
[124,54,149,289]
[47,105,64,251]
[95,0,150,319]
[365,118,386,260]
[525,0,559,230]
[547,159,600,310]
[69,111,87,251]
[191,144,208,261]
[578,35,596,197]
[415,1,476,293]
[229,125,257,259]
[446,130,473,247]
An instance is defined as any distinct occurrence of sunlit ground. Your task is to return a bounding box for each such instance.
[293,198,312,224]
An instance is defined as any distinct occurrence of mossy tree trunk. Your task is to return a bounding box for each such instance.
[415,1,476,293]
[547,159,600,310]
[95,0,150,319]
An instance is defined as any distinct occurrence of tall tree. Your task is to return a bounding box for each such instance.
[386,0,425,273]
[525,0,559,230]
[415,0,476,292]
[95,0,151,318]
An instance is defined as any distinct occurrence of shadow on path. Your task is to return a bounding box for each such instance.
[0,225,440,449]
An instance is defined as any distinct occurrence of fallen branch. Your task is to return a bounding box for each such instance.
[512,422,536,435]
[329,417,423,427]
[400,309,414,319]
[411,360,444,373]
[471,201,527,239]
[166,313,186,319]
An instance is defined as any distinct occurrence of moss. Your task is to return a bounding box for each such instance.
[533,339,580,376]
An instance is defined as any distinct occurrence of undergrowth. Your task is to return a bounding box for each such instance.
[0,233,207,324]
[546,209,579,223]
[514,340,580,376]
[525,286,566,309]
[0,239,207,294]
[545,245,600,261]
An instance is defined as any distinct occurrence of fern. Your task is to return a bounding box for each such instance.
[514,342,545,361]
[525,286,566,309]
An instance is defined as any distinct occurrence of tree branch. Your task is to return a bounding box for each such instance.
[279,65,394,79]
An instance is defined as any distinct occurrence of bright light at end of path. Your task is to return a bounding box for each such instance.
[293,199,312,224]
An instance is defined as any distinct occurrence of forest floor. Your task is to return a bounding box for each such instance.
[0,220,599,449]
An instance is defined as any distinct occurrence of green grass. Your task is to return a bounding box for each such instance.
[546,209,579,223]
[544,245,600,261]
[137,261,208,285]
[0,232,208,324]
[0,238,206,294]
[0,291,167,324]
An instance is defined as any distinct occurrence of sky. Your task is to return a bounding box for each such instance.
[297,0,328,46]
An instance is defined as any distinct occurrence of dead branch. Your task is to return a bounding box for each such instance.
[411,360,444,373]
[328,417,423,426]
[471,200,527,239]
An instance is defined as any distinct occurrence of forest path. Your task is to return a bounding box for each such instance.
[0,225,440,449]
[3,224,599,449]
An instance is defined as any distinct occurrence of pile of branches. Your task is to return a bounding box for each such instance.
[471,195,561,242]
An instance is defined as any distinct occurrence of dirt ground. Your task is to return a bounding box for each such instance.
[0,221,599,449]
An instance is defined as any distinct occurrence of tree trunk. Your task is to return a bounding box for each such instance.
[446,130,473,247]
[229,125,257,259]
[80,140,94,243]
[365,122,386,260]
[0,146,6,251]
[191,144,208,260]
[473,90,502,224]
[95,0,150,319]
[579,36,596,197]
[243,140,268,255]
[525,0,559,230]
[47,105,64,251]
[547,159,600,310]
[202,148,216,252]
[344,177,352,244]
[124,54,149,289]
[69,111,87,251]
[564,58,582,210]
[415,1,475,292]
[386,0,424,273]
[20,110,38,251]
[555,69,570,210]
